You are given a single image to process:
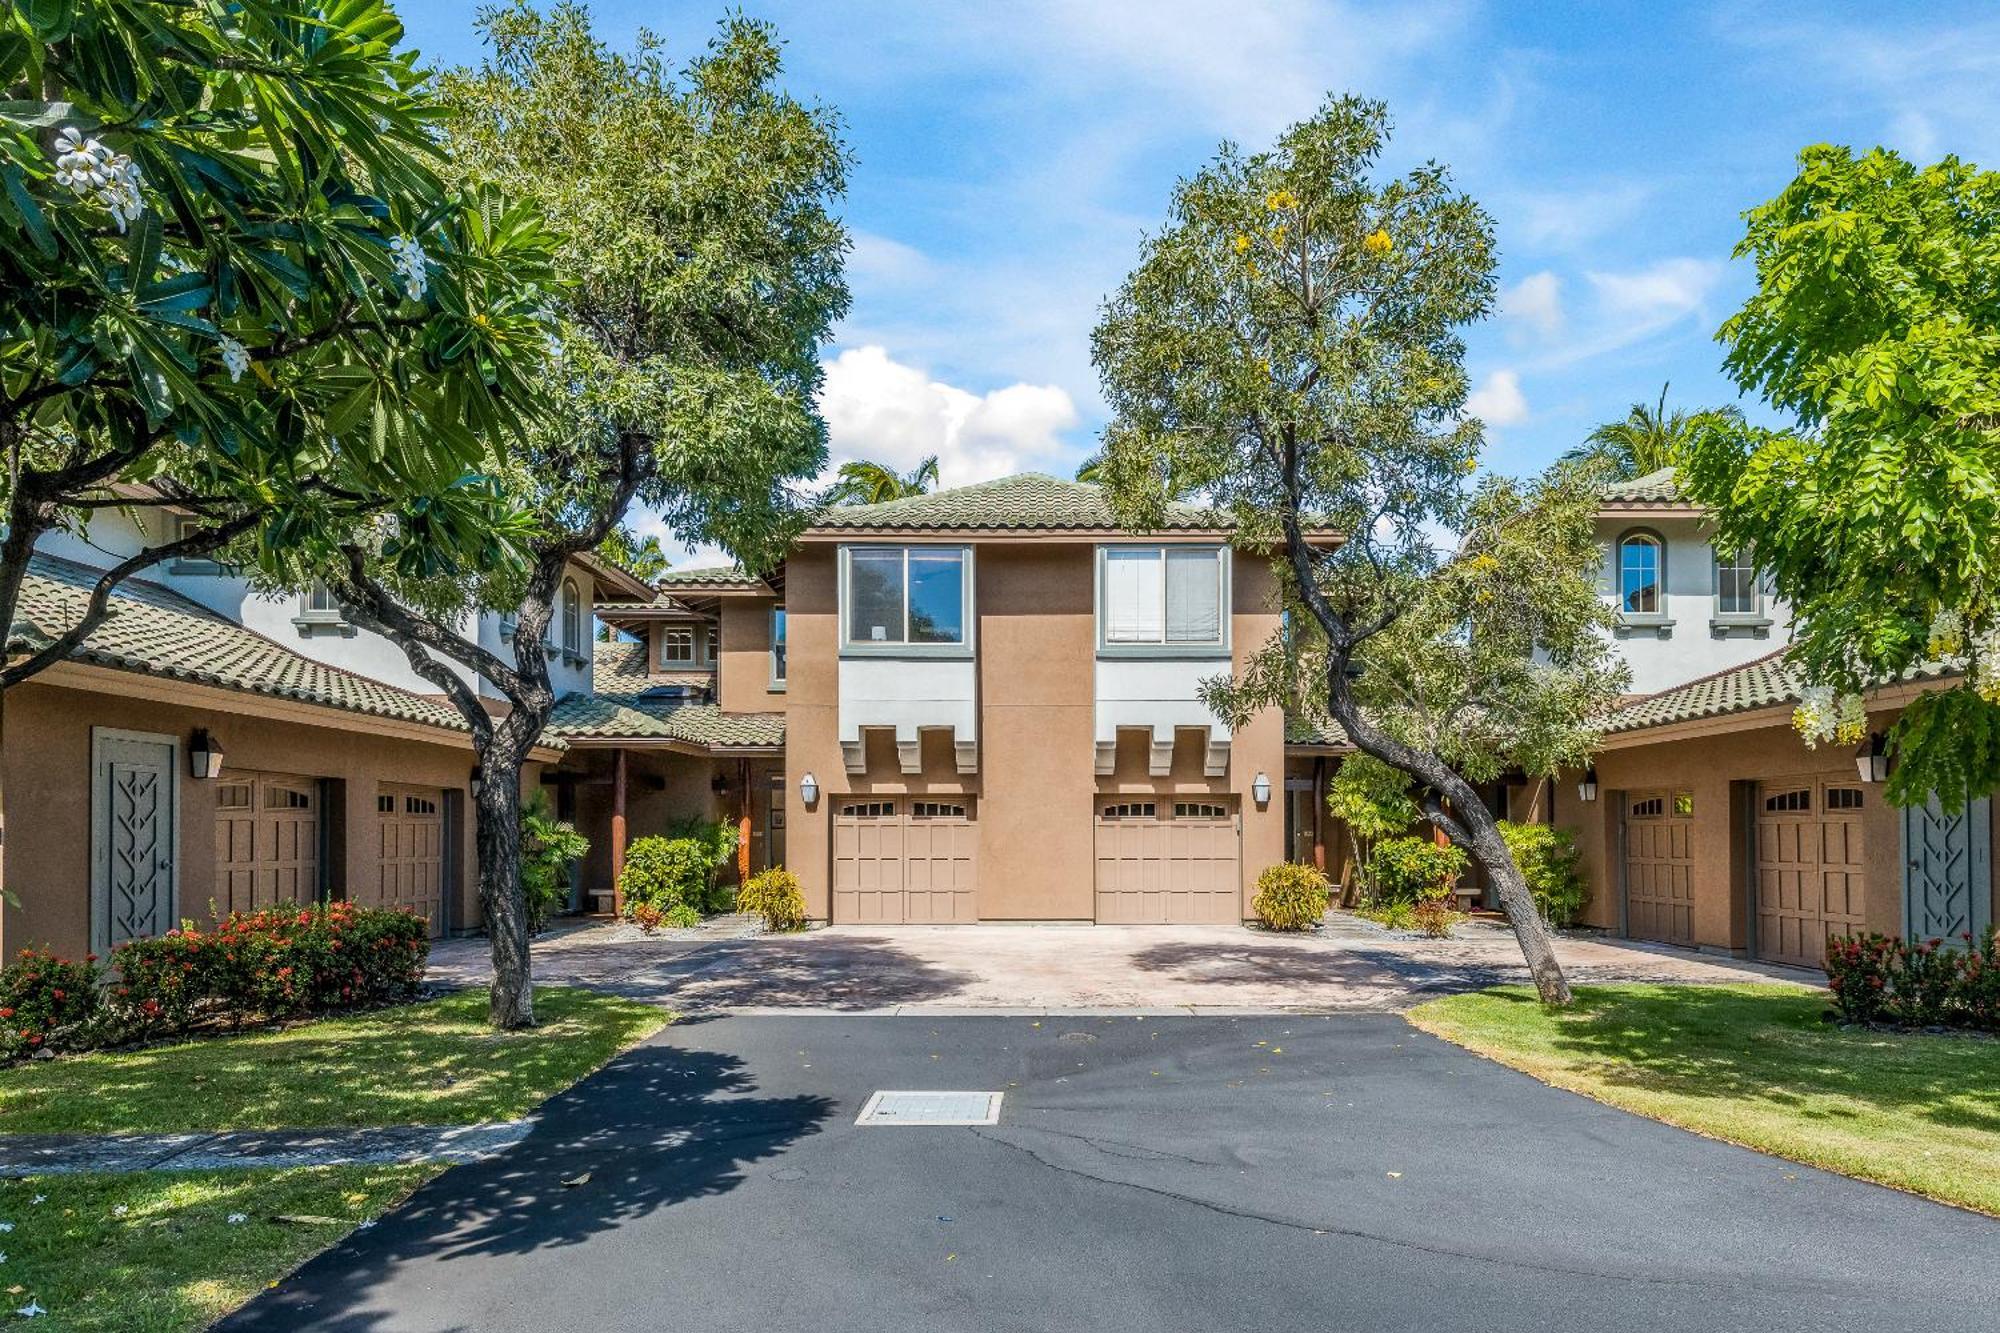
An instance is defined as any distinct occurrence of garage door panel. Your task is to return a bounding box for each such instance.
[1094,802,1239,924]
[214,773,319,920]
[1624,794,1695,946]
[367,785,446,937]
[831,801,976,924]
[1756,778,1866,969]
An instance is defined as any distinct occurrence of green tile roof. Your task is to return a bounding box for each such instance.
[11,554,479,737]
[548,640,781,747]
[1606,650,1959,734]
[813,473,1230,532]
[1600,467,1685,505]
[1285,715,1351,747]
[653,565,766,588]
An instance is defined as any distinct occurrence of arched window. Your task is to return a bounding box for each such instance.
[562,578,582,654]
[1618,532,1662,615]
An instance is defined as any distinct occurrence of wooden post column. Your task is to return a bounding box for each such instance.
[1311,756,1327,872]
[610,747,628,914]
[736,758,752,886]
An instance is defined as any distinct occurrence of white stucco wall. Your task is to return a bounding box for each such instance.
[1595,514,1793,695]
[837,655,978,748]
[1093,655,1233,747]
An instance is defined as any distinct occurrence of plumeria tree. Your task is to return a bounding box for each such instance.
[0,0,557,886]
[1679,146,2000,811]
[1092,97,1626,1004]
[330,3,848,1028]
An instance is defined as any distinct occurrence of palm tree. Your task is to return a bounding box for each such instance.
[1561,384,1743,480]
[1074,454,1105,483]
[595,525,672,583]
[827,455,941,505]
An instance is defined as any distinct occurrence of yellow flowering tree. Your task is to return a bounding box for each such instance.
[1091,97,1625,1004]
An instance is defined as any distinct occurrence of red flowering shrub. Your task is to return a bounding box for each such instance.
[1824,928,2000,1031]
[112,902,430,1033]
[0,948,102,1059]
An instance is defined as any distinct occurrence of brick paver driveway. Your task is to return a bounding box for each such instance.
[430,913,1814,1013]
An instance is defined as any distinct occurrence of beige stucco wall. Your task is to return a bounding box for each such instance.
[783,538,1288,922]
[1557,702,2000,953]
[0,676,513,959]
[716,596,783,714]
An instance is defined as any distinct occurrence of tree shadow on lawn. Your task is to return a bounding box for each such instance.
[213,1025,835,1332]
[1482,985,2000,1135]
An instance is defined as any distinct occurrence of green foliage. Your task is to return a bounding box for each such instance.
[826,456,939,506]
[1559,384,1744,481]
[1497,821,1588,928]
[1251,863,1332,931]
[0,0,560,668]
[1366,836,1467,906]
[1826,928,2000,1031]
[1090,95,1626,800]
[520,791,589,934]
[1410,895,1461,939]
[1326,754,1418,841]
[739,867,808,932]
[0,947,100,1059]
[597,526,672,583]
[617,836,713,927]
[1678,144,2000,811]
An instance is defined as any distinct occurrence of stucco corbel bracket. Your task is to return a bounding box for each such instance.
[953,739,978,775]
[1203,734,1230,778]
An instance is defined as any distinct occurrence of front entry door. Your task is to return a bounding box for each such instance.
[91,728,179,956]
[1903,795,1993,944]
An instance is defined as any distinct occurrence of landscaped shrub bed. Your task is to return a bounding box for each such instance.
[1825,926,1999,1031]
[1252,863,1332,931]
[0,903,430,1061]
[738,867,808,932]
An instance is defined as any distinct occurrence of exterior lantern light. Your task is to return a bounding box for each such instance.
[1251,772,1272,807]
[1855,732,1889,784]
[1577,766,1599,803]
[799,771,819,807]
[189,729,224,780]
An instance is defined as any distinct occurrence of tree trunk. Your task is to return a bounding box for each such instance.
[1425,782,1573,1005]
[478,739,535,1029]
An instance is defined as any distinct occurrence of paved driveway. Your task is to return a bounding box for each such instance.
[429,914,1813,1013]
[221,1014,1992,1333]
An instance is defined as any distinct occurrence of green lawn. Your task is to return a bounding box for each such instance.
[1408,984,2000,1216]
[0,986,668,1135]
[0,1166,437,1331]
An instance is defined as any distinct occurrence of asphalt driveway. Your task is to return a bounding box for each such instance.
[221,1015,1991,1333]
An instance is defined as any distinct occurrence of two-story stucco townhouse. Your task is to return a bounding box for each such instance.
[1550,467,1996,970]
[1,495,656,959]
[544,473,1354,924]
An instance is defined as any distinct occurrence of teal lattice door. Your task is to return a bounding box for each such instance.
[1901,795,1992,945]
[91,730,179,956]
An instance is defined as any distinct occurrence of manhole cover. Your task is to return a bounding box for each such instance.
[855,1091,1003,1126]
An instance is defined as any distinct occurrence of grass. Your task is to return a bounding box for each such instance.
[1408,983,2000,1216]
[0,986,667,1135]
[0,1165,438,1331]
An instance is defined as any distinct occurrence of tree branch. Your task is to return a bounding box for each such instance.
[333,545,523,707]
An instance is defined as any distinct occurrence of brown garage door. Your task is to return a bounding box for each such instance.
[214,773,320,917]
[1624,790,1694,946]
[831,798,978,923]
[1755,778,1867,969]
[372,784,447,936]
[1094,799,1241,924]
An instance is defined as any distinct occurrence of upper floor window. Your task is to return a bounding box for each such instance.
[770,606,787,684]
[1715,547,1758,616]
[1100,545,1227,649]
[842,546,968,649]
[301,582,341,620]
[662,626,696,664]
[169,515,229,575]
[562,577,583,654]
[1618,532,1662,616]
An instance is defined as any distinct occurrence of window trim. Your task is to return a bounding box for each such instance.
[1615,529,1667,621]
[769,605,787,690]
[660,625,698,666]
[837,544,976,658]
[292,581,355,638]
[1094,543,1232,658]
[168,515,231,575]
[561,577,584,657]
[1709,542,1774,636]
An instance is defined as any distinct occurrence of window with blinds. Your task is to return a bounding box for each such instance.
[1100,546,1225,647]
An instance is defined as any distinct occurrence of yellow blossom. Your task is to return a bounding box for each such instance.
[1269,223,1289,247]
[1246,261,1259,279]
[1466,553,1499,575]
[1364,228,1394,256]
[1265,188,1299,211]
[1232,233,1251,254]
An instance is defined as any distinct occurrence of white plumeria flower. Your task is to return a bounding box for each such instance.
[49,125,146,230]
[218,336,251,384]
[387,234,430,302]
[14,1301,43,1318]
[110,1204,127,1217]
[226,1213,247,1224]
[27,1197,42,1207]
[0,1222,13,1233]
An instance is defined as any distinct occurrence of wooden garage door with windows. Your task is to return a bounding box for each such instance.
[1094,799,1240,924]
[1755,778,1866,969]
[214,773,320,917]
[1624,790,1694,946]
[371,784,447,937]
[832,798,977,924]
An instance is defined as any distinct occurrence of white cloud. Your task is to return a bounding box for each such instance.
[1504,182,1652,251]
[1499,270,1563,338]
[1586,257,1722,324]
[1465,370,1530,428]
[846,231,940,290]
[817,344,1080,488]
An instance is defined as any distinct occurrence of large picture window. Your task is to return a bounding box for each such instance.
[1618,532,1662,615]
[1100,546,1226,648]
[843,547,968,649]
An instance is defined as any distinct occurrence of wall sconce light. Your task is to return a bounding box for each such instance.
[1577,766,1599,802]
[470,765,483,795]
[799,771,819,807]
[189,729,224,779]
[1251,771,1272,807]
[1854,732,1889,784]
[711,771,731,794]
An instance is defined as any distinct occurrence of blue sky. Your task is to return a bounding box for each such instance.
[402,0,2000,551]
